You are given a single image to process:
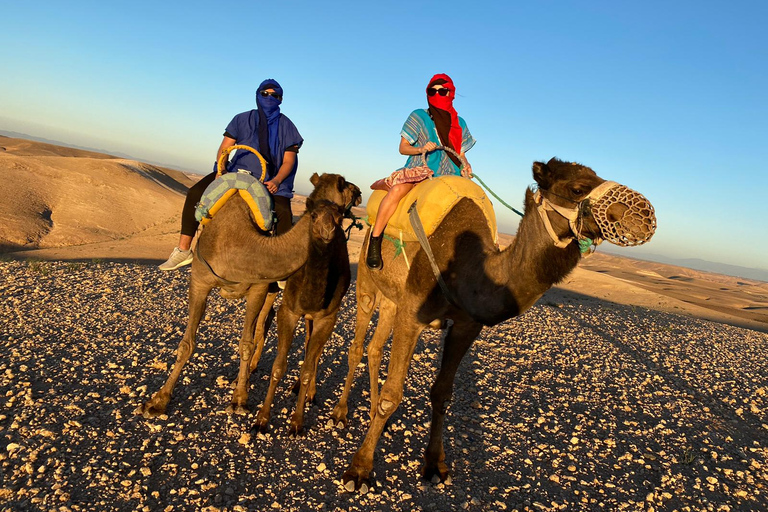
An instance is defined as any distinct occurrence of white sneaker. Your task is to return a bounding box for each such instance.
[158,247,193,271]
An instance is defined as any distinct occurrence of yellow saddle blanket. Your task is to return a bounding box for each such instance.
[366,175,498,243]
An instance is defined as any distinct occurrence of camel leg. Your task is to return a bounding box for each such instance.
[139,277,212,418]
[248,290,278,374]
[291,318,313,396]
[289,313,337,434]
[329,272,379,427]
[422,318,483,483]
[228,284,270,415]
[342,318,425,492]
[253,304,301,432]
[366,297,396,421]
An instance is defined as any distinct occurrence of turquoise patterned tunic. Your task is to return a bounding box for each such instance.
[399,109,476,176]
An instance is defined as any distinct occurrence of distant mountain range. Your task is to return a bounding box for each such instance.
[600,249,768,283]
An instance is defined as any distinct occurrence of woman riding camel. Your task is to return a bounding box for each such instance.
[366,73,475,270]
[160,78,304,271]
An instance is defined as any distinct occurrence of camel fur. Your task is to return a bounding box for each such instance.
[333,158,650,492]
[138,173,360,418]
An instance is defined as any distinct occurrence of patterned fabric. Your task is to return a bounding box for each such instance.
[195,171,274,231]
[370,165,433,191]
[399,109,475,176]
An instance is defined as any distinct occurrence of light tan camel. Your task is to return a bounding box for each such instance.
[333,158,656,492]
[138,173,360,418]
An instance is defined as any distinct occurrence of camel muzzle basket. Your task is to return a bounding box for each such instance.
[587,181,656,247]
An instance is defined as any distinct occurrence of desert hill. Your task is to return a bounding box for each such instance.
[1,135,766,332]
[0,135,198,257]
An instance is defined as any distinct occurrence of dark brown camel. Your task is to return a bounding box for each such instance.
[333,159,656,492]
[138,173,360,418]
[251,196,354,435]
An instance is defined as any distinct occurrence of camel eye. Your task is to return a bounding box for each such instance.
[571,186,587,197]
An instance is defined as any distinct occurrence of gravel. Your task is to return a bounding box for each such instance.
[1,260,767,511]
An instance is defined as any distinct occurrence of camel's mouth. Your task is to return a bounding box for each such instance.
[589,183,656,246]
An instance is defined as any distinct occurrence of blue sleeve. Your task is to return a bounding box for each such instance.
[224,112,248,142]
[459,117,476,153]
[400,110,423,145]
[279,115,304,151]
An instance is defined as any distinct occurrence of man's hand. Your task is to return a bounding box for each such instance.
[264,179,281,194]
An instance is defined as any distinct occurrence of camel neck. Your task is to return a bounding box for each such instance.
[462,190,581,324]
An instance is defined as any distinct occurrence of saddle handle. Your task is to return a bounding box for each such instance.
[216,145,268,182]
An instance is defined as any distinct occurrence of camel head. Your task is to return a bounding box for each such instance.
[306,198,344,244]
[309,173,362,213]
[532,158,656,248]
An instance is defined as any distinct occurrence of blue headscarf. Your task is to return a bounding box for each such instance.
[256,78,283,175]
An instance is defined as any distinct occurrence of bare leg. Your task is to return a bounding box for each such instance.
[253,304,301,432]
[371,183,414,237]
[178,234,194,251]
[342,317,425,492]
[138,276,212,417]
[228,284,271,414]
[423,318,483,482]
[330,263,379,427]
[289,313,338,434]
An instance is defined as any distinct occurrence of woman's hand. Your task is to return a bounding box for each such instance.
[420,141,438,154]
[460,157,473,178]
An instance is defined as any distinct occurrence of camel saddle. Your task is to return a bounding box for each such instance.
[195,171,274,231]
[367,175,498,243]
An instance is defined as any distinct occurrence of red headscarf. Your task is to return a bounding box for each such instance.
[426,73,463,167]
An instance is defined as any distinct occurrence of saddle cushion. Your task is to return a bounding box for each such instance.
[195,171,274,231]
[366,175,498,243]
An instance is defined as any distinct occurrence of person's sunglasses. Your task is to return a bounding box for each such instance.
[260,90,282,100]
[427,88,450,97]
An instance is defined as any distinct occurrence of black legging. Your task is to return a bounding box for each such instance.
[181,171,293,236]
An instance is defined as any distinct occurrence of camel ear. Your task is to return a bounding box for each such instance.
[532,161,553,190]
[310,173,320,186]
[349,184,362,206]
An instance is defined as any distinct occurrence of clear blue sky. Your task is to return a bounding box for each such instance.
[1,1,766,270]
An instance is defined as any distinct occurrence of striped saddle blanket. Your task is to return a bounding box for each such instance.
[195,171,274,232]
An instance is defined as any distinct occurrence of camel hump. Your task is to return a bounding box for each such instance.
[195,171,275,231]
[367,175,498,243]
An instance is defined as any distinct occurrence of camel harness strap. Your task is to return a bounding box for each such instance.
[408,200,459,307]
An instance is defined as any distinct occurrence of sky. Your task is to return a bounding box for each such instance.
[1,1,766,271]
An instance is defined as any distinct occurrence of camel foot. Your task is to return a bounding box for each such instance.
[341,466,374,494]
[287,423,305,437]
[329,406,347,428]
[136,393,169,418]
[251,415,270,434]
[422,462,452,485]
[225,403,249,415]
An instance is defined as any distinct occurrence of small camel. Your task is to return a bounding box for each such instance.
[252,196,353,435]
[138,173,360,418]
[333,158,655,492]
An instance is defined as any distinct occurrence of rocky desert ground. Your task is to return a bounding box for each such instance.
[1,136,767,511]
